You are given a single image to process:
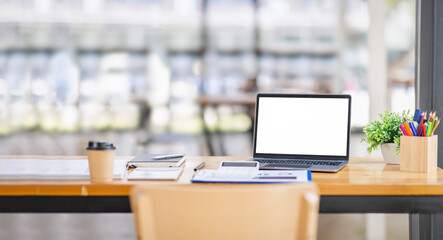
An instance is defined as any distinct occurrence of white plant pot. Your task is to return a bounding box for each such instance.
[380,143,400,164]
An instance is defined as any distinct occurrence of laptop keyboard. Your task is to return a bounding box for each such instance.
[256,159,343,166]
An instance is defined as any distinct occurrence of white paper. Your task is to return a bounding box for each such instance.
[0,159,129,179]
[192,169,311,183]
[127,167,183,180]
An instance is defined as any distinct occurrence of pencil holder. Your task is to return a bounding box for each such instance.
[400,135,438,173]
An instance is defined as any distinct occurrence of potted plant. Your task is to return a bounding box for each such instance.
[361,111,411,164]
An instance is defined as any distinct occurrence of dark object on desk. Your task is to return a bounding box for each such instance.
[194,162,206,171]
[263,163,312,169]
[127,154,186,168]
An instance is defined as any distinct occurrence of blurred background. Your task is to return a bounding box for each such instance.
[0,0,415,239]
[0,0,415,156]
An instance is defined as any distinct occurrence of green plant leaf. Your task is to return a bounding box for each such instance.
[361,110,412,153]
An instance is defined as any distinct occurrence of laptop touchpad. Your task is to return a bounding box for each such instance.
[264,164,312,169]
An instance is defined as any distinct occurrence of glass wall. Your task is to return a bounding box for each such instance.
[0,0,416,156]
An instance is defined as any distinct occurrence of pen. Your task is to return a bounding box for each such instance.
[399,124,408,136]
[403,122,413,136]
[409,122,417,136]
[152,154,185,160]
[194,162,206,171]
[417,113,425,136]
[428,122,434,137]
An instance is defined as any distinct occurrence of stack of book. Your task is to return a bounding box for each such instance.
[126,154,186,180]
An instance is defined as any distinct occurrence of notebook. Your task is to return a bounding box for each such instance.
[127,167,183,180]
[250,93,352,172]
[126,154,186,168]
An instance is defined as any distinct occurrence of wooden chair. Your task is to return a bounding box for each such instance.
[130,183,319,240]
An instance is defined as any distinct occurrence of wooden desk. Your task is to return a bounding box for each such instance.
[1,156,442,240]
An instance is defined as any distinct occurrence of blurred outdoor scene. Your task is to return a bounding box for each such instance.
[0,0,415,156]
[0,0,415,239]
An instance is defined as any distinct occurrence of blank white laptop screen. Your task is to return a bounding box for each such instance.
[255,97,350,156]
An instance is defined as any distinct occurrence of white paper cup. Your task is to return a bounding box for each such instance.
[86,141,116,183]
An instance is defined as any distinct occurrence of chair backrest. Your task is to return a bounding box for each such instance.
[130,183,319,240]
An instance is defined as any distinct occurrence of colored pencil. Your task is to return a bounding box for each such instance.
[428,122,434,136]
[431,118,440,136]
[403,122,413,136]
[399,124,408,136]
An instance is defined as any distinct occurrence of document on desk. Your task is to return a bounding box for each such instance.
[191,169,312,183]
[127,167,183,180]
[0,159,128,179]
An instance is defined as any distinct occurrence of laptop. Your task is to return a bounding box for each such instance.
[251,93,352,172]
